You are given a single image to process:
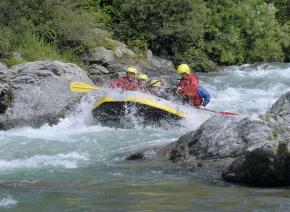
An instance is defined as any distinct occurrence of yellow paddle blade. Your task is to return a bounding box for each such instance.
[69,82,99,93]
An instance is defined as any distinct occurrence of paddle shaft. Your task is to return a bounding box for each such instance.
[196,107,238,116]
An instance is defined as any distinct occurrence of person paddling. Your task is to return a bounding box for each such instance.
[109,67,140,91]
[176,64,210,107]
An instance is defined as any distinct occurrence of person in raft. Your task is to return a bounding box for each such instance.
[137,73,149,93]
[109,67,140,90]
[176,64,210,107]
[148,79,162,96]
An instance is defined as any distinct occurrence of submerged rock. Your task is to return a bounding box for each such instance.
[0,61,93,129]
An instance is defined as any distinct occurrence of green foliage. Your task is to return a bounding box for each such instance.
[0,0,110,64]
[15,33,62,61]
[7,55,26,67]
[265,0,290,24]
[0,28,14,57]
[204,0,290,66]
[110,0,208,68]
[0,0,289,70]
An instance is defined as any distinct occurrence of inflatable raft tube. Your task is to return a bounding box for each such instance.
[91,96,187,127]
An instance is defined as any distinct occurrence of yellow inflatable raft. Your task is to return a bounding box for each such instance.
[92,94,187,127]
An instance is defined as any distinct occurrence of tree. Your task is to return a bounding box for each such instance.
[110,0,208,63]
[204,0,289,65]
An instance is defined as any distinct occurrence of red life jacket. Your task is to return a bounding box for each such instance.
[109,77,140,91]
[177,74,202,106]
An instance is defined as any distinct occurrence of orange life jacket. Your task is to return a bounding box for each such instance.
[177,74,202,106]
[109,77,140,91]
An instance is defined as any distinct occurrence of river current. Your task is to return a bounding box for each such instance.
[0,63,290,210]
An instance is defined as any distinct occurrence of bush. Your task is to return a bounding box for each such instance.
[204,0,290,65]
[0,28,13,57]
[111,0,208,65]
[10,32,80,65]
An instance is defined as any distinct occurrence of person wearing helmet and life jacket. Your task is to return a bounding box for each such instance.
[109,67,140,91]
[137,73,149,93]
[148,79,162,96]
[176,64,209,107]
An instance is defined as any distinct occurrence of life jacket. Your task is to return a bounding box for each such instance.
[198,86,210,106]
[109,77,140,91]
[177,74,201,106]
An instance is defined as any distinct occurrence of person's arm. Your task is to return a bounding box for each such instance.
[198,87,210,106]
[176,80,183,95]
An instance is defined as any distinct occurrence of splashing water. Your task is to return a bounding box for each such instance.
[200,63,290,115]
[0,63,290,210]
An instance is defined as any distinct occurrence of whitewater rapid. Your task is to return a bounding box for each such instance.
[0,63,289,210]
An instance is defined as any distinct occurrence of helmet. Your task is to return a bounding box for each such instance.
[177,64,190,75]
[149,79,161,87]
[127,67,138,75]
[138,74,148,81]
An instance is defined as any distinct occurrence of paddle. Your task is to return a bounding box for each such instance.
[69,82,99,93]
[197,107,238,116]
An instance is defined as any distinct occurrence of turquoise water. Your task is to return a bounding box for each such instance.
[1,63,290,210]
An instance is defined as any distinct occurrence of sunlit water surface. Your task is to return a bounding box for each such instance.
[1,63,290,210]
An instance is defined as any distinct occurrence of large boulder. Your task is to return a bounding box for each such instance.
[222,91,290,186]
[84,47,116,65]
[0,61,93,129]
[146,50,175,75]
[162,90,290,186]
[169,115,273,163]
[165,90,290,186]
[222,140,290,186]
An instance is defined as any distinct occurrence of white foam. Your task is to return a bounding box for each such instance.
[200,64,290,115]
[0,152,89,170]
[0,196,17,208]
[0,96,113,141]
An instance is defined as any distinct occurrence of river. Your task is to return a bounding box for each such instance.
[0,63,289,210]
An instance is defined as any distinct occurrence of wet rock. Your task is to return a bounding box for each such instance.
[0,83,13,113]
[0,61,93,129]
[166,91,290,186]
[126,152,145,160]
[169,116,272,162]
[268,91,290,124]
[221,92,290,186]
[222,141,290,186]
